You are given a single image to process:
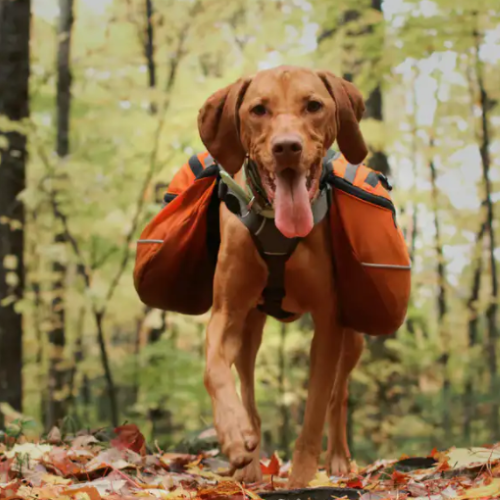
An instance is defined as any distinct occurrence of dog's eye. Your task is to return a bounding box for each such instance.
[306,100,323,113]
[251,104,267,116]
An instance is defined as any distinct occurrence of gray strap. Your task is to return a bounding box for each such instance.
[204,154,215,167]
[344,163,359,183]
[221,169,331,321]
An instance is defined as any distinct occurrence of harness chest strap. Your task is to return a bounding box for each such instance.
[217,159,332,320]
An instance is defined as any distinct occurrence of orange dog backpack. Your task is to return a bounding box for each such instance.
[133,149,411,335]
[133,152,220,315]
[325,152,411,336]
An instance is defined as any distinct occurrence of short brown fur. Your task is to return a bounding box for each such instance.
[198,66,367,487]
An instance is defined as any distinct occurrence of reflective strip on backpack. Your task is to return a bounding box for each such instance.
[137,239,163,244]
[361,262,411,270]
[344,163,360,183]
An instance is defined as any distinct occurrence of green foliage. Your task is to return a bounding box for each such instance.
[10,0,500,466]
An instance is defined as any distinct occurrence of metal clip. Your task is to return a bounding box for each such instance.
[247,196,256,211]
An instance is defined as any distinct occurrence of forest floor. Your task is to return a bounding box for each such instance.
[1,424,500,500]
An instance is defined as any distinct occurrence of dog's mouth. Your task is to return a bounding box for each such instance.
[259,162,322,239]
[260,162,321,203]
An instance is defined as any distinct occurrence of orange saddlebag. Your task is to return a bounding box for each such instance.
[327,154,411,336]
[133,152,220,315]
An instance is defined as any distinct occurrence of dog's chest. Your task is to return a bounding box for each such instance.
[279,219,335,314]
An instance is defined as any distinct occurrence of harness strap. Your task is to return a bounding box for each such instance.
[218,156,332,320]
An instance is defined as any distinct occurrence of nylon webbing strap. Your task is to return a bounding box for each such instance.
[218,151,334,321]
[257,254,297,320]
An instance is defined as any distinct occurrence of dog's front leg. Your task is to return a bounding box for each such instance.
[205,212,267,471]
[288,306,345,488]
[205,307,259,469]
[233,308,266,483]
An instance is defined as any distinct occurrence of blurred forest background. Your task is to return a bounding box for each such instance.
[1,0,500,466]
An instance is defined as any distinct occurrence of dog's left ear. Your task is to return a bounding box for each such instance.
[198,77,252,174]
[317,71,368,165]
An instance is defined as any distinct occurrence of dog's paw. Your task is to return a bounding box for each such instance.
[327,451,351,476]
[233,456,262,484]
[216,412,259,470]
[287,449,318,489]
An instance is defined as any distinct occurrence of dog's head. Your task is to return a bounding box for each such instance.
[198,65,367,238]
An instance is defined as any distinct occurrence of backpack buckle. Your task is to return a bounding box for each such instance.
[377,172,393,191]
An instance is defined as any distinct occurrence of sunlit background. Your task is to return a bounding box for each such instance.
[5,0,500,463]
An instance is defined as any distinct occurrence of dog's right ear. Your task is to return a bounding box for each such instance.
[198,78,252,174]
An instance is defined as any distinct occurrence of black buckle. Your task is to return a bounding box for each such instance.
[377,172,393,191]
[218,182,242,216]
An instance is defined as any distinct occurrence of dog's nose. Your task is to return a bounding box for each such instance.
[271,135,303,161]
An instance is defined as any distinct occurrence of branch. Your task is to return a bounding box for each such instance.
[32,135,92,290]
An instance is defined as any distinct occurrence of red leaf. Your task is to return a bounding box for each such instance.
[260,452,280,475]
[391,469,409,486]
[428,447,439,458]
[346,477,363,489]
[47,449,82,477]
[437,459,450,471]
[111,424,146,456]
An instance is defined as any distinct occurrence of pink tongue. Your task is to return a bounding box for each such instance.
[274,170,314,238]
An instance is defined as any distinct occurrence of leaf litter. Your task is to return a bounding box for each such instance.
[1,424,500,500]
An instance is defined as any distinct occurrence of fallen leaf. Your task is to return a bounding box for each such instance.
[40,473,72,485]
[260,453,280,476]
[160,452,197,472]
[456,477,500,499]
[346,477,364,489]
[47,427,62,444]
[308,470,333,487]
[111,424,146,457]
[61,485,102,500]
[446,447,500,470]
[436,460,450,472]
[391,469,409,486]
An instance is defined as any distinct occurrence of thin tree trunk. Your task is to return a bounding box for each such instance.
[0,0,31,426]
[473,24,499,441]
[463,221,487,443]
[405,76,420,337]
[278,323,290,459]
[147,309,166,440]
[334,0,389,175]
[428,147,451,444]
[67,305,85,417]
[95,310,119,427]
[363,0,390,176]
[144,0,157,114]
[46,0,75,430]
[56,0,73,159]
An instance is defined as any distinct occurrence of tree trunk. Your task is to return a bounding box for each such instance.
[147,309,166,440]
[428,148,451,444]
[0,0,31,425]
[95,310,119,427]
[46,0,75,430]
[144,0,157,114]
[336,0,389,175]
[67,305,85,418]
[463,221,486,443]
[473,25,499,441]
[56,0,73,160]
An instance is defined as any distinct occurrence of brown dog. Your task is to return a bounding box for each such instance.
[197,66,367,487]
